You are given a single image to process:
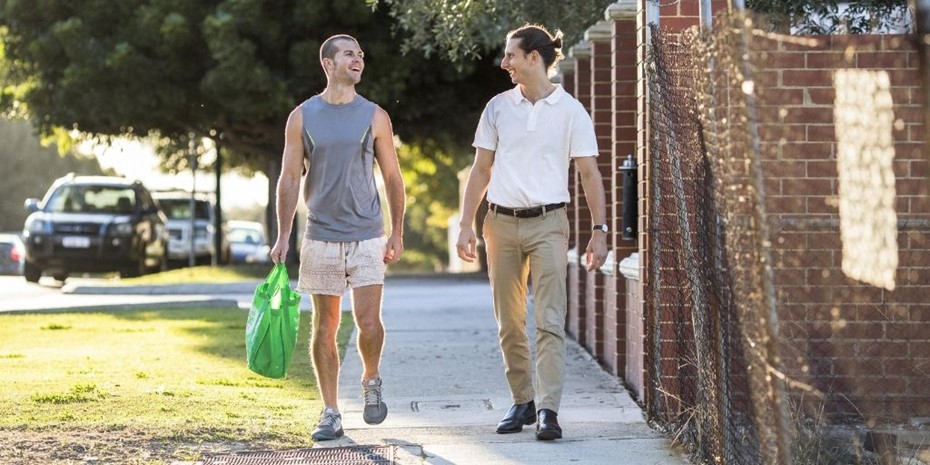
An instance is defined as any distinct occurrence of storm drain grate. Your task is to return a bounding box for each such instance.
[202,445,395,465]
[410,399,493,412]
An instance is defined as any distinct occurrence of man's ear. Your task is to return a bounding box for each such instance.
[530,50,541,65]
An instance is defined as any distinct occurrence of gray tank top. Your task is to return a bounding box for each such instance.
[300,94,383,242]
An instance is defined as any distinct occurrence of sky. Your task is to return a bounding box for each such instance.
[89,138,269,210]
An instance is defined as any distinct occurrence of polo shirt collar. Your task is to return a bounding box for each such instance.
[510,84,565,105]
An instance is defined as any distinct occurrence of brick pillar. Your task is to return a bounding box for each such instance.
[558,59,580,340]
[568,42,591,346]
[637,0,660,416]
[584,21,613,362]
[601,0,639,377]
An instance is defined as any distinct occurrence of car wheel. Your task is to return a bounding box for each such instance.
[156,250,168,273]
[120,260,144,279]
[24,261,41,283]
[121,246,147,279]
[52,273,69,282]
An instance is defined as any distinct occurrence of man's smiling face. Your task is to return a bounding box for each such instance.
[328,39,365,84]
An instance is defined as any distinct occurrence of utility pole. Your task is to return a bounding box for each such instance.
[214,137,223,266]
[188,137,197,269]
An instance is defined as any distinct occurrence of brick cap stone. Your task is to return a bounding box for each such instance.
[619,252,640,281]
[599,250,616,276]
[570,41,592,59]
[606,0,637,20]
[584,20,613,42]
[557,60,576,75]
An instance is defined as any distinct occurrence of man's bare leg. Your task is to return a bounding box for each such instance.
[352,284,388,424]
[310,294,343,410]
[351,284,385,379]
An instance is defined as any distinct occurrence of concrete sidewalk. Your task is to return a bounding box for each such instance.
[318,277,688,465]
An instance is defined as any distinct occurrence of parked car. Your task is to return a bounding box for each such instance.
[227,220,271,264]
[0,233,25,276]
[22,174,169,282]
[153,191,230,266]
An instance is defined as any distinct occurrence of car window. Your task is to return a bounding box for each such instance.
[158,199,211,220]
[229,227,264,244]
[46,185,136,214]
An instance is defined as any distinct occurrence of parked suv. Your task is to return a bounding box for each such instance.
[22,174,169,282]
[153,191,229,266]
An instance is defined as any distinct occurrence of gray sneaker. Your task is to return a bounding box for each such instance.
[362,378,388,424]
[311,407,343,441]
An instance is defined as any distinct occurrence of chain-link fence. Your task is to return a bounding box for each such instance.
[645,11,930,465]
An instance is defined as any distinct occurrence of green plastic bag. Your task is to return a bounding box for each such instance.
[246,263,301,379]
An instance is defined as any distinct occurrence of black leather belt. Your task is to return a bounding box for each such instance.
[488,202,566,218]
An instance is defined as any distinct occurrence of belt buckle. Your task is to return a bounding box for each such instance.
[517,207,539,218]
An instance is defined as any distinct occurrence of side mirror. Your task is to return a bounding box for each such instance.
[24,198,40,213]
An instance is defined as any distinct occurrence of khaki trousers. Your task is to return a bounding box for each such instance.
[482,207,569,412]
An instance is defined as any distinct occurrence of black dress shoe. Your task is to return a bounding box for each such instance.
[536,409,562,440]
[496,400,537,433]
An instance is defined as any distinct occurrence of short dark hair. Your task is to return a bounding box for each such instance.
[320,34,358,62]
[506,24,564,71]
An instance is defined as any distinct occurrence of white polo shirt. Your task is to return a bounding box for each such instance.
[473,84,599,209]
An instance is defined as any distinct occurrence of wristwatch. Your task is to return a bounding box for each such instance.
[592,224,609,233]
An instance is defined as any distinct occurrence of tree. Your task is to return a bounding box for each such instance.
[747,0,910,34]
[0,0,511,268]
[0,118,106,232]
[370,0,611,67]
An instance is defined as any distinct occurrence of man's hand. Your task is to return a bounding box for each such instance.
[585,232,608,272]
[270,238,289,264]
[384,233,404,264]
[456,227,478,262]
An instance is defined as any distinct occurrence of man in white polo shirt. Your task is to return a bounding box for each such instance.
[456,23,608,441]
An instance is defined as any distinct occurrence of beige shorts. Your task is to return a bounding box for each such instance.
[297,236,387,296]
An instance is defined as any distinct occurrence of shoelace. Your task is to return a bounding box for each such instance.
[319,411,340,427]
[363,384,382,405]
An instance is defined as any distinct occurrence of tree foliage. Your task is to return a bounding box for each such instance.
[0,1,508,169]
[0,118,105,232]
[369,0,611,66]
[747,0,910,34]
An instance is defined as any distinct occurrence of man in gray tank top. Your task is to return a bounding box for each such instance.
[271,34,406,441]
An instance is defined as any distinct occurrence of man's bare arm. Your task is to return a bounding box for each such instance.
[373,106,406,263]
[575,156,608,271]
[270,107,305,263]
[456,147,495,262]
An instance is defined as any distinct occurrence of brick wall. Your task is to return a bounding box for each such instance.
[569,2,930,424]
[750,34,930,420]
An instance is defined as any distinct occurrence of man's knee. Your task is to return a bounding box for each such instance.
[355,313,384,336]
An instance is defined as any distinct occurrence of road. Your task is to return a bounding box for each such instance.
[0,275,240,313]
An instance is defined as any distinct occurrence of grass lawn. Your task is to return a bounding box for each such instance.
[119,264,278,285]
[0,307,354,464]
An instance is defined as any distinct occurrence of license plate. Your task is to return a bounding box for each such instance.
[62,236,91,248]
